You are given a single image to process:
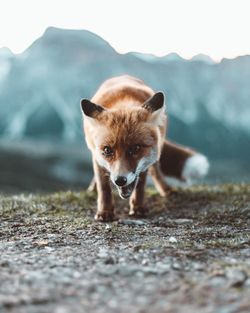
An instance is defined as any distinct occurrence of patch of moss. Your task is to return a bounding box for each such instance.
[0,183,249,232]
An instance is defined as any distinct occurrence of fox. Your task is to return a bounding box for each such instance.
[80,75,209,222]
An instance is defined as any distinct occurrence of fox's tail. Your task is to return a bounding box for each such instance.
[159,140,209,185]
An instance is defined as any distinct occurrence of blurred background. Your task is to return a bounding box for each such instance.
[0,0,249,193]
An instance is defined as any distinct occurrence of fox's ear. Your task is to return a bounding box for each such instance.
[80,99,104,118]
[143,92,165,112]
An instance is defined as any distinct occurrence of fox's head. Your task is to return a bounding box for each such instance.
[81,92,166,199]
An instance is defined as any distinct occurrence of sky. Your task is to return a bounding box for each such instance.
[0,0,250,61]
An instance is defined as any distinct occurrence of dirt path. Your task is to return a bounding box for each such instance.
[0,184,250,313]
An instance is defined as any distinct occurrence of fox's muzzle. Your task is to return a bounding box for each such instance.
[117,178,138,199]
[110,172,138,199]
[114,176,127,187]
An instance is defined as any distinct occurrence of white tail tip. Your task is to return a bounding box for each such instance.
[182,154,209,184]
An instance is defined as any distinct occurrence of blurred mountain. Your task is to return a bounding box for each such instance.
[0,27,249,160]
[191,54,215,64]
[0,47,13,86]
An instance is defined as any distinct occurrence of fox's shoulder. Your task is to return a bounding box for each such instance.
[91,75,154,109]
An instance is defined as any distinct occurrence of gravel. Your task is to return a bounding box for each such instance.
[0,184,250,313]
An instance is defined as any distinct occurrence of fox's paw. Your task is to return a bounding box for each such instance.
[129,206,148,218]
[158,185,173,197]
[95,211,115,222]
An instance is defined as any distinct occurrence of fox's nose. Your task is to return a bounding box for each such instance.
[115,176,127,187]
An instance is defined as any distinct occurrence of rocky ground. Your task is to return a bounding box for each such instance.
[0,184,250,313]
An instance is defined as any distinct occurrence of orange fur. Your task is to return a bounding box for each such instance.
[80,75,207,222]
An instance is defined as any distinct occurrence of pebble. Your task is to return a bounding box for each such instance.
[193,262,205,271]
[172,262,182,270]
[226,268,247,287]
[97,248,109,259]
[169,236,178,243]
[0,260,10,267]
[245,278,250,287]
[209,276,227,287]
[104,256,116,265]
[173,218,193,224]
[118,219,147,226]
[96,268,118,276]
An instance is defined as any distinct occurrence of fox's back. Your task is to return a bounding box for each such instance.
[91,75,154,109]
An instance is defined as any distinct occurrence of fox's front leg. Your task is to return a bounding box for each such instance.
[129,171,148,217]
[93,159,115,222]
[149,162,171,197]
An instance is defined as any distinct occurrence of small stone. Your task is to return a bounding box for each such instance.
[245,278,250,287]
[34,240,49,247]
[0,260,10,267]
[118,219,147,226]
[156,263,171,274]
[226,268,247,287]
[97,248,109,258]
[104,256,116,265]
[209,276,227,287]
[193,262,205,271]
[141,266,159,275]
[118,265,138,276]
[169,236,178,243]
[172,262,182,270]
[173,218,193,224]
[54,306,69,313]
[97,266,118,276]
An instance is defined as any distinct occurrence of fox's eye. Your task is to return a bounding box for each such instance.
[103,146,114,157]
[128,144,141,156]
